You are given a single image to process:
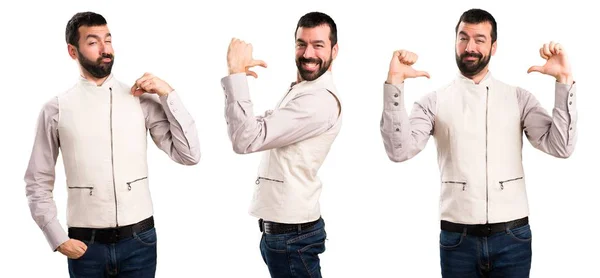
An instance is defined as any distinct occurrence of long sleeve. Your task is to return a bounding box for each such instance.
[380,82,436,162]
[24,97,69,251]
[518,82,577,158]
[140,91,201,165]
[221,73,340,154]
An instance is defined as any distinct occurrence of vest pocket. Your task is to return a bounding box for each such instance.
[499,177,523,190]
[126,177,148,191]
[442,181,467,191]
[255,177,284,184]
[68,186,94,196]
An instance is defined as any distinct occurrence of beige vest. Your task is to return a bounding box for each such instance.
[434,73,528,224]
[249,71,342,223]
[57,74,153,228]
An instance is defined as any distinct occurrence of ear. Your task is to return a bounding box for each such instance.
[68,44,78,60]
[331,43,338,60]
[491,41,497,56]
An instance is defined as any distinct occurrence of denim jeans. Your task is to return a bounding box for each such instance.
[67,227,158,278]
[259,218,327,278]
[440,224,532,277]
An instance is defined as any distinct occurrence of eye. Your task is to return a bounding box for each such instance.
[105,40,112,44]
[459,38,467,41]
[315,45,324,48]
[476,40,485,44]
[88,42,97,45]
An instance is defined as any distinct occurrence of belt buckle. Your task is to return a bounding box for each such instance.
[481,225,492,236]
[108,229,120,243]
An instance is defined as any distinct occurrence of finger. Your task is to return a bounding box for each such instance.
[135,75,153,87]
[392,50,401,59]
[246,70,258,78]
[543,43,552,59]
[549,41,557,55]
[249,59,268,68]
[539,47,549,60]
[415,70,430,79]
[554,43,562,55]
[400,50,407,60]
[527,65,545,74]
[132,88,145,97]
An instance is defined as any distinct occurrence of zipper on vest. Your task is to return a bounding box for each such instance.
[485,86,489,223]
[68,186,94,196]
[442,181,467,191]
[126,177,148,191]
[499,177,523,190]
[255,177,284,184]
[109,87,119,227]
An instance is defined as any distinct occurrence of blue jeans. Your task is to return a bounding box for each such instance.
[259,218,327,278]
[67,227,158,278]
[440,224,532,277]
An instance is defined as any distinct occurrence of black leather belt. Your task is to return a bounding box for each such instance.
[441,217,528,237]
[69,216,154,244]
[259,217,321,235]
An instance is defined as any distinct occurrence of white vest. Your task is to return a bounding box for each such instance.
[57,74,153,228]
[434,73,527,224]
[249,71,342,224]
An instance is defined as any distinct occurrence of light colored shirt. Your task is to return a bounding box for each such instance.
[24,84,200,251]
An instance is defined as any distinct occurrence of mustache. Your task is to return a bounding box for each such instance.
[298,57,321,64]
[461,52,482,59]
[97,53,114,62]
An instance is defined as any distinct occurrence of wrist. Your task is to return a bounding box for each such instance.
[228,66,245,75]
[386,73,405,85]
[556,73,573,85]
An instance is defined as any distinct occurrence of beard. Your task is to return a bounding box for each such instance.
[455,49,491,77]
[77,48,114,78]
[296,55,332,81]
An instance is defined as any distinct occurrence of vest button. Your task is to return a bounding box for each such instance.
[394,102,399,106]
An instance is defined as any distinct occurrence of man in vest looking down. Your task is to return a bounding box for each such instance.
[221,11,342,278]
[24,11,201,277]
[380,8,577,277]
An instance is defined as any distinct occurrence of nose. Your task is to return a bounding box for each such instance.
[465,39,477,53]
[303,45,315,58]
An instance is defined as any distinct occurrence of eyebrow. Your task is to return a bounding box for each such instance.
[458,31,487,39]
[86,33,112,40]
[296,38,326,44]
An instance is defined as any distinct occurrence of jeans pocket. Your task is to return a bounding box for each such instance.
[134,228,157,246]
[263,234,287,253]
[439,230,465,250]
[297,230,326,278]
[507,224,532,242]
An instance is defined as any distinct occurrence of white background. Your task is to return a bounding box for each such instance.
[1,0,597,277]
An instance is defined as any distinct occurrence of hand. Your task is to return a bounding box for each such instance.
[386,50,430,85]
[527,41,573,84]
[227,38,267,78]
[130,73,174,97]
[57,239,87,259]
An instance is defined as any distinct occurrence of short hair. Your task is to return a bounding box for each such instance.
[295,12,338,46]
[455,8,497,43]
[65,12,107,47]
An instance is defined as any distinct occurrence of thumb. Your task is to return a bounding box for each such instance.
[246,71,258,78]
[527,65,545,74]
[415,70,431,79]
[249,59,268,68]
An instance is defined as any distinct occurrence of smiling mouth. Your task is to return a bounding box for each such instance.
[302,62,320,71]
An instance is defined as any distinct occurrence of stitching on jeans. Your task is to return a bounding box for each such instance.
[506,225,532,242]
[287,229,323,244]
[439,229,466,249]
[299,240,325,278]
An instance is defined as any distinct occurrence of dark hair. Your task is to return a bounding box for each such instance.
[65,12,107,47]
[295,12,337,47]
[455,9,497,43]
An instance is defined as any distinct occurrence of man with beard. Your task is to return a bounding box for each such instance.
[380,8,576,277]
[220,11,341,278]
[24,12,200,277]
